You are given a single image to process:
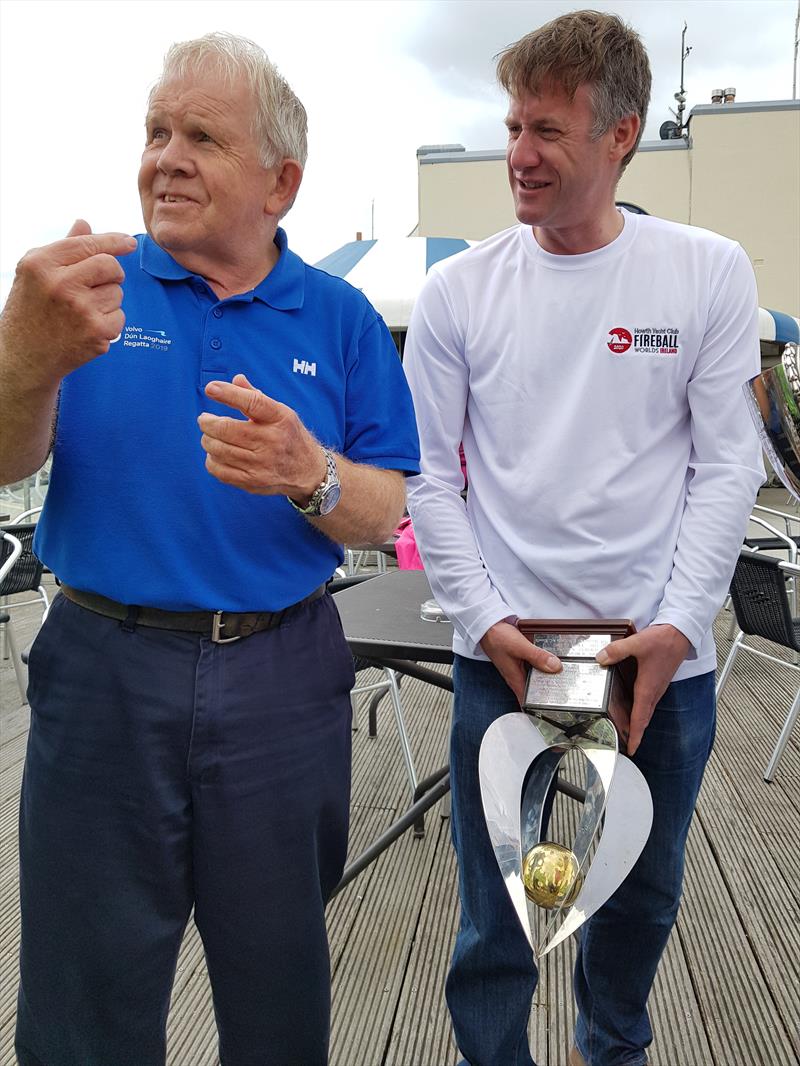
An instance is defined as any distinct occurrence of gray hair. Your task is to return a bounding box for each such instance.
[151,31,308,170]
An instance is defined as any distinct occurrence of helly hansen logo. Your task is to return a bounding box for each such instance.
[293,358,317,377]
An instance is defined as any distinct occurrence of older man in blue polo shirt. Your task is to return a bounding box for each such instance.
[0,32,419,1066]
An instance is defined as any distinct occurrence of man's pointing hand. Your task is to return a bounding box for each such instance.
[199,373,327,500]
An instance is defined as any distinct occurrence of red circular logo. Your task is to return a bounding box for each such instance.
[607,327,632,354]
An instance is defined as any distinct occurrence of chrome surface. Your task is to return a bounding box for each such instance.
[479,708,653,958]
[745,342,800,501]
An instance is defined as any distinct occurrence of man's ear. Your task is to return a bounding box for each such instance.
[265,159,304,218]
[609,113,640,165]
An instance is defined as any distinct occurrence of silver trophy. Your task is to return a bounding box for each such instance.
[479,620,653,957]
[744,342,800,501]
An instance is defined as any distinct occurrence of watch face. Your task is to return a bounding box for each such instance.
[319,483,341,515]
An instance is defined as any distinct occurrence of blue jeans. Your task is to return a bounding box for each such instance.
[446,655,716,1066]
[16,592,354,1066]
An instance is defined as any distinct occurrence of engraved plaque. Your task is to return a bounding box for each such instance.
[535,633,610,658]
[525,660,609,712]
[516,618,637,721]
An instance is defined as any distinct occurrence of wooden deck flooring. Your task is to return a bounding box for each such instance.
[2,544,799,1065]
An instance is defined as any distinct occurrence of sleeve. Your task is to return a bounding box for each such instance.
[343,309,420,473]
[403,270,513,655]
[651,243,766,648]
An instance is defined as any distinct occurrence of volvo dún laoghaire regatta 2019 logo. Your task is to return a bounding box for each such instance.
[607,326,680,356]
[111,325,174,352]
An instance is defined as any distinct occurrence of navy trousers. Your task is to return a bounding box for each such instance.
[15,591,354,1066]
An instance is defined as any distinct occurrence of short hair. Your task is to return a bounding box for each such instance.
[496,10,651,169]
[150,31,308,170]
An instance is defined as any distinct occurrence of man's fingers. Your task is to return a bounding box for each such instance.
[199,432,256,466]
[197,412,255,444]
[71,253,126,289]
[512,631,561,673]
[102,309,126,343]
[526,646,562,673]
[58,231,138,265]
[67,218,93,239]
[627,707,649,756]
[595,635,634,666]
[90,283,126,316]
[205,379,285,423]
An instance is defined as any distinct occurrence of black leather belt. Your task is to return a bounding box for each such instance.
[59,583,327,643]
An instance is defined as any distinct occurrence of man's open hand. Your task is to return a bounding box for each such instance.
[198,374,326,498]
[597,623,691,755]
[0,220,137,380]
[480,620,562,705]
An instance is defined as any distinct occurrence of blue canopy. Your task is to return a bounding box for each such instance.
[314,237,472,329]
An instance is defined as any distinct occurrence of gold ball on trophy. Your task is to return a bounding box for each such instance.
[522,842,583,910]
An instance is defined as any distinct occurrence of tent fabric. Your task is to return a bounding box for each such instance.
[759,306,800,344]
[313,239,376,278]
[315,238,798,342]
[314,237,471,329]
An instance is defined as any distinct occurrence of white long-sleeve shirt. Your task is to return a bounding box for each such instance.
[403,212,765,680]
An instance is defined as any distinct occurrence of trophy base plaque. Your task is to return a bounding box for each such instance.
[518,618,637,734]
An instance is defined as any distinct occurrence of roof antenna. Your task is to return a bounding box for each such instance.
[660,23,691,140]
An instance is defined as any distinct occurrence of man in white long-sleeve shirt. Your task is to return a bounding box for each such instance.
[403,11,764,1066]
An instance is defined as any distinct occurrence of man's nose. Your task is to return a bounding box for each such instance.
[509,132,542,172]
[156,134,195,176]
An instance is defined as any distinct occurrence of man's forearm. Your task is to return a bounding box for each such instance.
[310,459,406,545]
[0,334,60,487]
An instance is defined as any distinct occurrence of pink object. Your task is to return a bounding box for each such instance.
[394,516,424,571]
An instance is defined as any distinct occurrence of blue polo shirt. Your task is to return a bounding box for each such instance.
[35,229,420,611]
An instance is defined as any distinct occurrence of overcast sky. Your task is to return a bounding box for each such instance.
[0,0,796,302]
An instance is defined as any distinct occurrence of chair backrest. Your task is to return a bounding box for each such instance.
[0,523,44,596]
[0,532,22,587]
[728,551,800,651]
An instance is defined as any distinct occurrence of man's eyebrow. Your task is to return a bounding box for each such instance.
[505,115,562,128]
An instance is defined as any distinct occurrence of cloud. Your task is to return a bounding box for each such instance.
[0,0,795,291]
[397,0,798,143]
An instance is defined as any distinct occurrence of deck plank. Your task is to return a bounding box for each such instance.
[2,543,800,1066]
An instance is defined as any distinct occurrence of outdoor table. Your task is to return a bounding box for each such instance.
[332,570,454,894]
[335,568,453,668]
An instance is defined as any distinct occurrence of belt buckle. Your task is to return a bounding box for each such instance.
[211,611,241,644]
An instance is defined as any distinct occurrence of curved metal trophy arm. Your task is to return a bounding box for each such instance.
[745,342,800,502]
[479,657,654,958]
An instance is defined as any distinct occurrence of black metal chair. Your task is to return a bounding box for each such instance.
[0,530,27,701]
[0,522,49,704]
[716,547,800,781]
[723,510,799,639]
[0,531,22,584]
[744,504,800,559]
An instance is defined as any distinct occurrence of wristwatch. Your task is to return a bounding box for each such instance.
[288,448,341,517]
